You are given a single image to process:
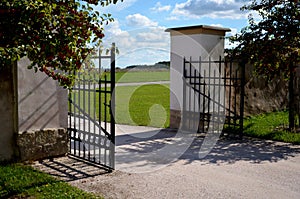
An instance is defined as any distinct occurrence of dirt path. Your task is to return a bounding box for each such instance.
[33,130,300,199]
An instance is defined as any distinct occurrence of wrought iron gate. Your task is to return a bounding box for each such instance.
[68,43,116,170]
[183,56,245,137]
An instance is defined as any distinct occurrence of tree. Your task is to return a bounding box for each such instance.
[230,0,300,131]
[0,0,121,88]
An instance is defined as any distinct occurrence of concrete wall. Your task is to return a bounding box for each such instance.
[0,57,68,162]
[17,58,67,132]
[0,62,18,161]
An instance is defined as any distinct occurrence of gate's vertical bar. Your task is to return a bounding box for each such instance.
[212,63,216,132]
[193,68,197,130]
[199,56,204,133]
[110,42,116,169]
[207,57,211,131]
[68,90,72,154]
[239,61,246,138]
[88,69,91,161]
[72,80,76,155]
[73,73,78,156]
[93,67,96,162]
[182,57,187,130]
[197,57,200,133]
[218,56,222,132]
[188,57,192,129]
[78,72,81,156]
[228,59,233,128]
[83,73,86,158]
[104,75,107,166]
[203,65,206,133]
[98,50,102,164]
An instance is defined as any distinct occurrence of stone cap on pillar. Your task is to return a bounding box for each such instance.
[165,25,231,36]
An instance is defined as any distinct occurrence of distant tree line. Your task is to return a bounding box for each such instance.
[124,61,170,70]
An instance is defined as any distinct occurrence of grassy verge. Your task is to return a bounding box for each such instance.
[243,110,300,144]
[0,163,102,199]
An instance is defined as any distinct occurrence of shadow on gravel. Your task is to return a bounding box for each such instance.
[33,156,111,182]
[34,128,300,179]
[116,128,300,166]
[180,135,300,165]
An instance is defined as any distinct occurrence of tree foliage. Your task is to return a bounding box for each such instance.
[0,0,120,88]
[230,0,300,80]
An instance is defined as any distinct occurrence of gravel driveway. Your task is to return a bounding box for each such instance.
[34,126,300,199]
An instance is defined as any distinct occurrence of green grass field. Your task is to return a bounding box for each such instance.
[100,70,170,83]
[71,84,170,128]
[0,163,101,198]
[77,70,170,84]
[114,71,170,83]
[116,84,170,127]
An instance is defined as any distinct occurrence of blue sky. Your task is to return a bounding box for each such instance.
[94,0,252,68]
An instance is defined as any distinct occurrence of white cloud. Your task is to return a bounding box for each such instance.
[104,20,136,49]
[100,0,138,11]
[171,0,247,20]
[209,23,224,28]
[136,27,167,42]
[135,26,170,49]
[103,20,170,67]
[166,16,179,21]
[151,2,171,12]
[226,27,238,36]
[126,13,158,27]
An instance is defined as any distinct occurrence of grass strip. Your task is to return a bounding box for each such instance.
[243,110,300,144]
[0,163,102,199]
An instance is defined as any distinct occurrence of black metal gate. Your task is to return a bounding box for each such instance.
[68,43,116,170]
[183,56,245,137]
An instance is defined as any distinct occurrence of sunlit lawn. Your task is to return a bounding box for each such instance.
[0,163,102,198]
[243,110,300,144]
[71,84,170,128]
[110,70,170,83]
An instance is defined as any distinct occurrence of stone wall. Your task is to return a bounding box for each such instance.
[170,109,181,129]
[236,63,288,116]
[17,128,68,161]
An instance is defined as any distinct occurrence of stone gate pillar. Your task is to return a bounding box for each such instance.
[165,25,230,129]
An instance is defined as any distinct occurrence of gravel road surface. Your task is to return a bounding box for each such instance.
[34,126,300,199]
